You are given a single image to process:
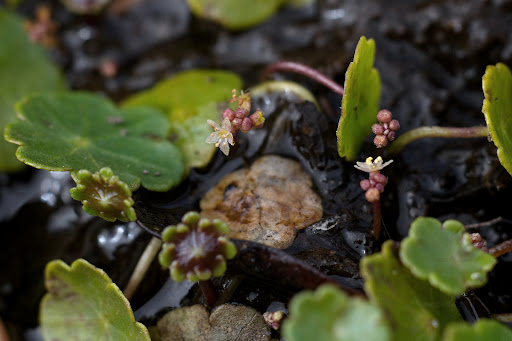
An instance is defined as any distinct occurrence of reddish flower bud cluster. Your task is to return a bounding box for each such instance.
[222,89,265,134]
[360,171,388,202]
[372,109,400,148]
[355,157,392,203]
[470,233,489,253]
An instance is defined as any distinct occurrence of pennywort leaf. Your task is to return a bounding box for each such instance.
[282,284,390,341]
[482,62,512,176]
[336,36,381,161]
[400,217,497,296]
[185,0,313,30]
[122,69,242,168]
[442,319,512,341]
[5,92,185,192]
[0,10,66,172]
[40,259,151,341]
[361,241,462,341]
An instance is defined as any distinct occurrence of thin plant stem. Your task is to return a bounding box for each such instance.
[123,237,163,300]
[489,239,512,258]
[493,313,512,323]
[261,61,345,95]
[388,126,489,154]
[372,200,381,240]
[465,217,503,229]
[199,280,218,308]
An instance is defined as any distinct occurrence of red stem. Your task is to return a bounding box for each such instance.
[199,280,218,308]
[261,61,345,95]
[372,200,381,240]
[489,239,512,258]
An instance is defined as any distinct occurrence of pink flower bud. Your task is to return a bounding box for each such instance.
[375,183,384,192]
[372,123,384,135]
[374,135,388,148]
[241,117,252,132]
[372,173,388,185]
[222,108,235,121]
[235,108,248,119]
[360,179,371,191]
[387,131,396,141]
[377,109,392,123]
[232,117,242,129]
[250,110,265,128]
[389,119,400,131]
[365,188,380,202]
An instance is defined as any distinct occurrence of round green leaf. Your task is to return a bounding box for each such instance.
[5,92,185,191]
[40,259,151,340]
[282,284,390,341]
[185,0,312,30]
[443,319,512,341]
[482,62,512,176]
[361,241,462,341]
[122,69,242,168]
[336,36,381,161]
[0,10,66,172]
[400,217,497,296]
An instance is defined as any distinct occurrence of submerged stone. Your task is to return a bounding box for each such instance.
[200,155,323,249]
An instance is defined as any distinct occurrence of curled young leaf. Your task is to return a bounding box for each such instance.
[159,211,237,282]
[70,167,136,222]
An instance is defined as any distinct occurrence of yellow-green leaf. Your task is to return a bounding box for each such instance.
[336,36,381,161]
[40,259,151,341]
[482,62,512,176]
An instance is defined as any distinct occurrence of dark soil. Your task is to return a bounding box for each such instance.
[2,0,512,339]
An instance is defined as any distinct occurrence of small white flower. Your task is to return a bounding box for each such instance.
[206,118,235,156]
[354,156,393,173]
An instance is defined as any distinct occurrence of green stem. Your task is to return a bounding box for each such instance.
[388,126,488,154]
[123,237,163,300]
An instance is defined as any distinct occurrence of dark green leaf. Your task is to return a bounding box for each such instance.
[40,259,151,340]
[400,217,496,296]
[482,63,512,176]
[361,241,462,341]
[0,10,66,172]
[5,92,185,191]
[336,36,381,161]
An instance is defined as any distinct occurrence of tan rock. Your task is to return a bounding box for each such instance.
[201,155,322,249]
